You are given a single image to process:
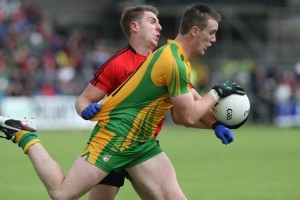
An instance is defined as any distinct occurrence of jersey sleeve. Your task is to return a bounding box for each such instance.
[165,57,191,97]
[90,62,117,93]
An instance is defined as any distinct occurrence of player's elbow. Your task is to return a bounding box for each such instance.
[172,117,182,125]
[74,99,82,116]
[172,115,195,127]
[182,118,196,127]
[171,109,195,127]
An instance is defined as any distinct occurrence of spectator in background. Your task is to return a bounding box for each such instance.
[0,1,113,96]
[91,41,111,70]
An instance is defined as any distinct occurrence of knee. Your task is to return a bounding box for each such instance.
[158,185,187,200]
[48,190,62,200]
[146,187,186,200]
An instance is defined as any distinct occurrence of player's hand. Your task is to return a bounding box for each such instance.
[212,122,234,145]
[212,81,245,98]
[81,103,101,120]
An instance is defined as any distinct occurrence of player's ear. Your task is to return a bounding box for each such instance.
[190,26,199,37]
[130,21,138,33]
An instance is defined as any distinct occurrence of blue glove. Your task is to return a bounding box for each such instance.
[212,122,234,145]
[81,103,101,120]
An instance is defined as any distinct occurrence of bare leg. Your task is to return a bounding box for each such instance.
[88,184,119,200]
[130,179,153,200]
[127,152,186,200]
[27,143,108,200]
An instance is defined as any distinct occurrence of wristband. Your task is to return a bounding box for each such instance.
[210,89,220,101]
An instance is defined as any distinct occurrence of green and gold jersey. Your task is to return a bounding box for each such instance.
[91,40,191,143]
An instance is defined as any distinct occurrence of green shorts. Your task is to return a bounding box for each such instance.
[82,125,163,172]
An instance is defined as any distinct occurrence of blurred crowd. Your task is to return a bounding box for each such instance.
[0,1,113,98]
[1,2,300,124]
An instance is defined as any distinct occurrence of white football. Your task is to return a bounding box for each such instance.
[212,94,250,127]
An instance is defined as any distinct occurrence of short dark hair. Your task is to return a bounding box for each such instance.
[120,5,159,38]
[179,3,221,35]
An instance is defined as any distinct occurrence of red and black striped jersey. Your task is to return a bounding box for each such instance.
[90,45,147,96]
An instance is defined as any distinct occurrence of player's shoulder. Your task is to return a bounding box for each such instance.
[109,45,132,61]
[154,43,180,63]
[96,46,130,71]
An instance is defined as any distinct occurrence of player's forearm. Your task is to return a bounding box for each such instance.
[199,111,217,129]
[75,84,106,118]
[75,96,91,117]
[172,108,209,128]
[189,92,217,126]
[189,88,217,128]
[171,92,217,128]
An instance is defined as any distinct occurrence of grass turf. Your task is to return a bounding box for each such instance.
[0,124,299,200]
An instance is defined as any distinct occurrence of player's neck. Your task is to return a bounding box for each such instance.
[175,34,192,60]
[129,40,154,56]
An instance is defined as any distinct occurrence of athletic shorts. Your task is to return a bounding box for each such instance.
[98,139,160,187]
[82,125,163,173]
[99,171,127,187]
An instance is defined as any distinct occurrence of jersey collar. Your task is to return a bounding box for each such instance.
[128,44,137,54]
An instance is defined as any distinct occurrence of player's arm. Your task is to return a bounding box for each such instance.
[171,92,234,145]
[190,88,235,145]
[170,91,216,128]
[171,81,245,144]
[171,89,235,145]
[75,83,106,119]
[191,88,217,128]
[171,81,245,127]
[171,89,212,128]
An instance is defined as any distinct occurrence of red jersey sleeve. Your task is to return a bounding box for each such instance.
[90,45,147,95]
[90,60,118,94]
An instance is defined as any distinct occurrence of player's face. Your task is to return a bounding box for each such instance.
[194,19,218,56]
[138,11,162,48]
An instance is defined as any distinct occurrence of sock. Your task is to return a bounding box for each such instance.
[14,130,40,154]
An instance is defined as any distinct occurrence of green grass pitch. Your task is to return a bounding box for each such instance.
[0,124,299,200]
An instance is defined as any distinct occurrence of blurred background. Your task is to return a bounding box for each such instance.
[1,0,300,129]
